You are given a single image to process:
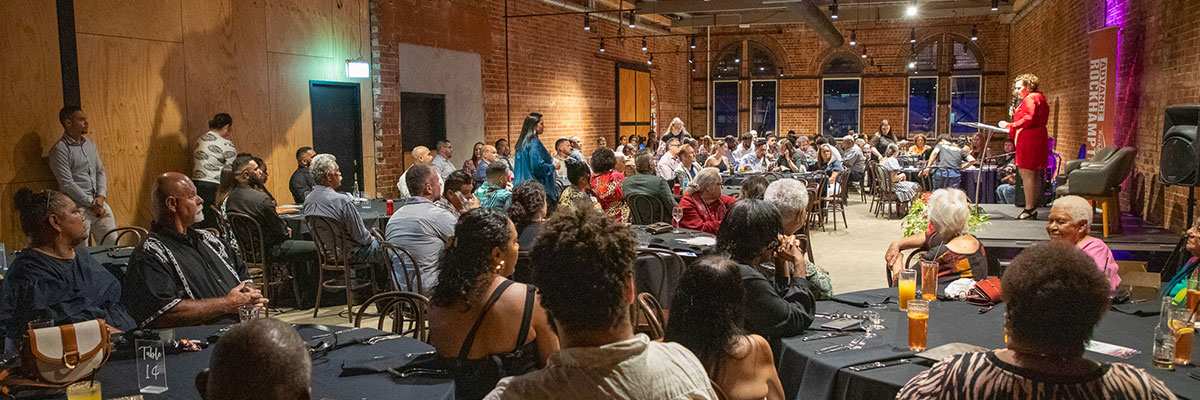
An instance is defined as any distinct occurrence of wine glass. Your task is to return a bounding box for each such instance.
[671,207,684,233]
[861,311,879,338]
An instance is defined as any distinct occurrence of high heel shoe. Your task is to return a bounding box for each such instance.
[1016,209,1037,220]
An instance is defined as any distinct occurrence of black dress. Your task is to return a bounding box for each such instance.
[0,248,135,340]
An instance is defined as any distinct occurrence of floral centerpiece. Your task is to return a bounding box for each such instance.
[900,192,990,237]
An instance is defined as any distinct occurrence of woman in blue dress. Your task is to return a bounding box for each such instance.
[513,113,559,208]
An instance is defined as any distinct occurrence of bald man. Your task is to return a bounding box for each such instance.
[196,318,311,400]
[474,144,498,185]
[397,145,444,198]
[122,172,266,328]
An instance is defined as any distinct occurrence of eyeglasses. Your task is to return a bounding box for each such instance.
[1185,230,1200,239]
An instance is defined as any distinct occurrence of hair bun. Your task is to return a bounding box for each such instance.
[13,188,35,212]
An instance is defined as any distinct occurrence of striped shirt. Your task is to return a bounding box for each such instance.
[897,351,1176,400]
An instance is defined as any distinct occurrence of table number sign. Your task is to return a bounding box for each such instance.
[135,339,168,394]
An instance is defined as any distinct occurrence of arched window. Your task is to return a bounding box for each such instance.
[905,36,985,136]
[710,41,781,136]
[821,53,862,138]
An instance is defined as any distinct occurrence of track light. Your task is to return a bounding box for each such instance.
[641,38,647,52]
[906,4,918,17]
[628,11,636,28]
[830,0,838,19]
[971,25,978,41]
[690,37,696,50]
[599,38,605,52]
[991,0,999,11]
[849,30,857,46]
[647,54,654,65]
[734,58,740,63]
[910,28,917,43]
[908,60,917,69]
[861,46,867,59]
[779,69,784,77]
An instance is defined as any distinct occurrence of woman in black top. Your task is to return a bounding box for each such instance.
[0,189,134,344]
[506,180,547,251]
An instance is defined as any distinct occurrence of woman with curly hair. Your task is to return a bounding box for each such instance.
[428,208,559,398]
[506,180,548,251]
[665,256,783,400]
[590,148,629,221]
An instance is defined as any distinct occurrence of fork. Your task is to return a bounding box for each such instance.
[815,335,868,355]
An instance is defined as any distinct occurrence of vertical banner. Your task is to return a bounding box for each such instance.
[1086,26,1118,157]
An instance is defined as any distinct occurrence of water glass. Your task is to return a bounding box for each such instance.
[238,304,263,323]
[66,381,101,400]
[907,299,930,352]
[898,269,917,311]
[861,311,878,338]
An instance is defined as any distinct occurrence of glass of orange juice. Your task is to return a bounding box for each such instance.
[1171,306,1194,365]
[898,269,917,311]
[66,381,101,400]
[919,260,938,300]
[908,299,930,352]
[1186,278,1199,313]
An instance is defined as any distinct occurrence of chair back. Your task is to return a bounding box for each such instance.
[794,233,816,264]
[626,194,668,224]
[830,168,851,201]
[306,215,356,269]
[512,250,534,284]
[876,165,897,198]
[226,212,267,265]
[379,241,422,293]
[100,227,148,246]
[354,291,431,342]
[636,292,666,340]
[634,248,685,309]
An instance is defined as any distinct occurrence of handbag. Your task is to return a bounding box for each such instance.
[965,278,1002,306]
[0,319,112,395]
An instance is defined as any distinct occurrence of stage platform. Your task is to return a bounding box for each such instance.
[976,205,1181,273]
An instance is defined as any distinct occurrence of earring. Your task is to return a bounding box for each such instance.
[495,260,505,273]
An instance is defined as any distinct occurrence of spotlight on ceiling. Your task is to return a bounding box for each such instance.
[690,37,697,50]
[908,60,917,69]
[628,11,636,28]
[599,38,605,52]
[583,13,590,31]
[971,25,978,41]
[906,4,918,17]
[991,0,999,12]
[910,28,917,43]
[849,30,857,46]
[647,54,654,65]
[830,0,838,19]
[641,37,647,52]
[861,46,868,59]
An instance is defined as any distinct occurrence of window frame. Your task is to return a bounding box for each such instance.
[711,79,741,139]
[907,76,939,137]
[949,75,983,135]
[820,77,862,138]
[749,79,779,134]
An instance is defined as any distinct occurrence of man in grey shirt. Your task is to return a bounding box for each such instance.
[840,136,866,184]
[302,154,379,265]
[50,106,116,244]
[385,164,456,293]
[431,139,457,179]
[923,136,975,190]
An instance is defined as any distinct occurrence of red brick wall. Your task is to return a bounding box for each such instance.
[371,0,688,197]
[688,18,1011,140]
[1010,0,1200,231]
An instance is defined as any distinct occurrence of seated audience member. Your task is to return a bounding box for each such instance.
[922,136,974,190]
[429,208,559,398]
[908,133,930,160]
[679,168,737,234]
[474,144,499,186]
[475,163,513,209]
[432,139,457,179]
[665,256,784,400]
[303,154,380,264]
[123,173,266,328]
[557,158,597,213]
[386,164,456,292]
[487,207,717,399]
[815,144,844,191]
[880,144,921,202]
[590,148,629,221]
[656,138,682,180]
[552,138,572,188]
[884,189,986,284]
[716,200,816,356]
[397,146,443,198]
[839,136,866,185]
[250,155,275,199]
[1167,217,1200,303]
[1047,196,1120,290]
[507,181,547,251]
[0,189,135,344]
[623,150,677,222]
[705,140,733,173]
[776,140,804,173]
[739,175,769,200]
[289,146,316,204]
[995,139,1018,204]
[763,179,833,300]
[435,169,479,218]
[224,155,317,266]
[737,139,771,173]
[196,318,311,400]
[674,143,704,187]
[897,243,1174,399]
[732,131,756,163]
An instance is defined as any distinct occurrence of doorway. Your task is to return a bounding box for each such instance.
[310,81,363,193]
[616,64,651,143]
[400,92,447,169]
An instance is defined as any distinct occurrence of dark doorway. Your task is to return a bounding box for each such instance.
[400,92,446,169]
[310,81,363,193]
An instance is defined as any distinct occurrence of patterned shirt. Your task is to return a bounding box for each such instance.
[475,182,513,209]
[897,351,1176,400]
[122,224,248,327]
[192,130,237,184]
[557,186,596,213]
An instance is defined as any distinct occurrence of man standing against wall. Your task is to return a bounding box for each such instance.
[50,106,115,244]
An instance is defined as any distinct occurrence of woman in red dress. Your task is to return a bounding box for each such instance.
[998,74,1050,220]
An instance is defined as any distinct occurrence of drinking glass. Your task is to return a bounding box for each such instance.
[907,299,930,352]
[898,269,917,311]
[66,381,101,400]
[671,207,684,233]
[238,304,263,323]
[919,260,938,300]
[1170,306,1194,366]
[1186,278,1199,314]
[861,311,879,338]
[869,310,886,332]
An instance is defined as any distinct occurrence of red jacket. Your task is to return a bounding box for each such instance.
[678,192,737,234]
[1008,92,1050,169]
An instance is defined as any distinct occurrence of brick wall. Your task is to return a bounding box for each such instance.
[688,18,1011,140]
[371,0,688,197]
[1010,0,1200,231]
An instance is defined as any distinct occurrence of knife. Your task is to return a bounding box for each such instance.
[848,358,917,372]
[802,332,850,342]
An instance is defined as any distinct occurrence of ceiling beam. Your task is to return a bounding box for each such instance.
[636,0,790,14]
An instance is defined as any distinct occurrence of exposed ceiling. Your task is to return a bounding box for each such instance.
[636,0,1018,29]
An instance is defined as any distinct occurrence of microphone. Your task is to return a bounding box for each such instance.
[1008,97,1019,118]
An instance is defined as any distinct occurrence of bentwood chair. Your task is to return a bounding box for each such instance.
[635,292,666,341]
[100,226,148,247]
[378,240,422,294]
[354,291,431,342]
[306,215,379,322]
[626,194,668,225]
[226,212,300,315]
[823,171,851,230]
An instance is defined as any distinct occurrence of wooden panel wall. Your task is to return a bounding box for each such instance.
[0,0,373,249]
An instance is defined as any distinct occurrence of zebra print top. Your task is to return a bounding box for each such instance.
[896,351,1176,400]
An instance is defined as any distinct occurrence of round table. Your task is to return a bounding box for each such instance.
[46,324,454,400]
[282,198,393,239]
[778,288,1200,400]
[631,225,715,258]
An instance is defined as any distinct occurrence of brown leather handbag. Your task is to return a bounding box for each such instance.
[21,319,111,384]
[966,278,1003,306]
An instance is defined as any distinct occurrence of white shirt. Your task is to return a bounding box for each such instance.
[732,143,754,164]
[192,130,236,184]
[656,153,682,180]
[486,334,717,400]
[396,165,445,199]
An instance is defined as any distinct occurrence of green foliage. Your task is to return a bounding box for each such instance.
[900,192,990,237]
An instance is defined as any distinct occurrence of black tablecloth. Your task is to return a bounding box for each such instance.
[283,198,392,239]
[42,324,453,399]
[631,225,716,258]
[722,172,826,186]
[779,288,1200,400]
[960,167,999,204]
